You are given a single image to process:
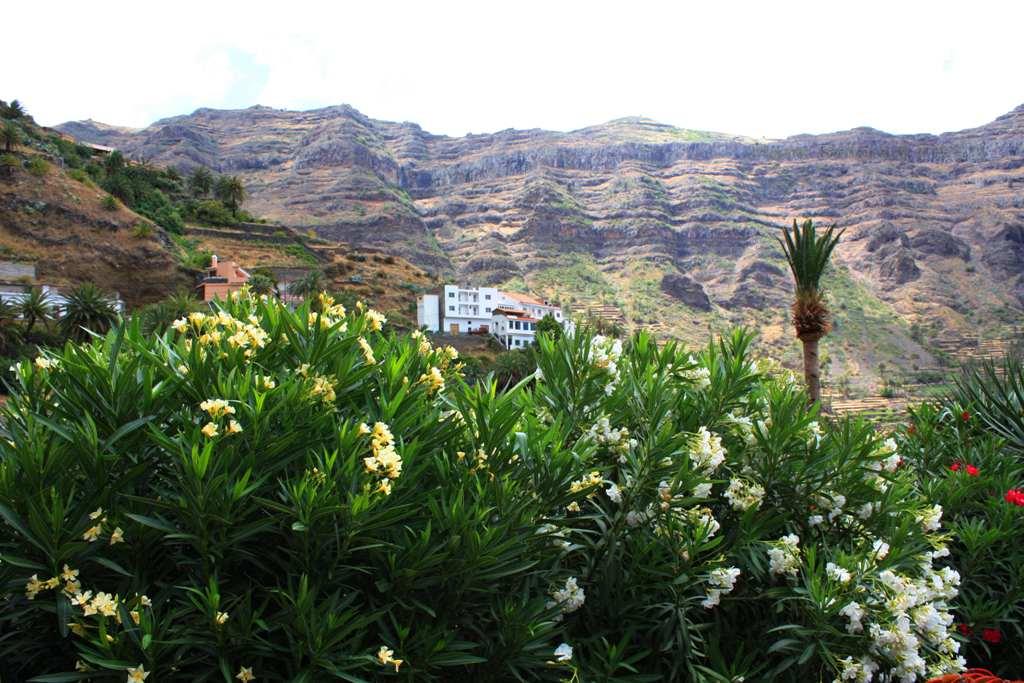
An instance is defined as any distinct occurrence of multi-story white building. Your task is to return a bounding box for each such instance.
[416,285,567,348]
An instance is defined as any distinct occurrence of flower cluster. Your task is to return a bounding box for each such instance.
[418,366,445,395]
[199,398,243,438]
[702,566,740,608]
[690,426,726,475]
[588,335,622,394]
[361,422,402,495]
[723,477,764,511]
[767,534,801,577]
[1004,488,1024,506]
[567,471,604,512]
[548,576,585,615]
[585,416,633,463]
[948,461,979,476]
[681,355,711,390]
[173,307,269,360]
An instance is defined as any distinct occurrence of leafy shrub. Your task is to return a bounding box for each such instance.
[132,223,154,238]
[0,297,965,681]
[68,168,91,185]
[101,194,119,211]
[188,199,237,226]
[900,401,1024,677]
[954,358,1024,454]
[0,153,18,177]
[25,157,48,177]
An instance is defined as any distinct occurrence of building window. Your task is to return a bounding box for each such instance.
[485,307,491,312]
[449,305,455,311]
[485,294,491,299]
[448,292,454,297]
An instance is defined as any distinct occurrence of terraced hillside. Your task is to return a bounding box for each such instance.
[60,104,1024,388]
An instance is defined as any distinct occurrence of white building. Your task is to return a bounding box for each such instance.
[416,284,568,348]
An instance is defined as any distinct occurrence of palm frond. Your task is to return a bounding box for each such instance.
[777,219,844,297]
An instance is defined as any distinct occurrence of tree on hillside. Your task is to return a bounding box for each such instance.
[1,122,21,153]
[19,287,53,337]
[214,175,246,213]
[188,167,214,197]
[777,218,844,405]
[247,272,277,296]
[59,283,120,342]
[288,271,325,300]
[536,313,563,341]
[104,150,126,176]
[2,100,26,120]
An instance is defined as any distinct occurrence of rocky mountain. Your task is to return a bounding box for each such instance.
[59,104,1024,388]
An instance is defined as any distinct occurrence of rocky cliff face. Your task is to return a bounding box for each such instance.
[59,104,1024,386]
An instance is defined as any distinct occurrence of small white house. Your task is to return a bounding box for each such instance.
[491,307,539,349]
[416,284,568,346]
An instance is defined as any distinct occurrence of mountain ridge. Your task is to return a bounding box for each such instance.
[56,102,1024,390]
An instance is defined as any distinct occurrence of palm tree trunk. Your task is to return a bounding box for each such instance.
[800,334,821,404]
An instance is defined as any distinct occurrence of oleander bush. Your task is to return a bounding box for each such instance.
[0,292,965,681]
[900,383,1024,678]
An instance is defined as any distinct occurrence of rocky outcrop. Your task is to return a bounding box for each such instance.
[661,273,711,310]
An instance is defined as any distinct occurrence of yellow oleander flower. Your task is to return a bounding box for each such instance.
[35,356,56,370]
[171,317,188,333]
[363,456,381,474]
[200,399,235,418]
[371,422,393,450]
[64,579,82,595]
[376,479,393,496]
[75,658,90,671]
[71,590,93,608]
[259,375,276,391]
[296,363,310,377]
[357,422,371,436]
[177,364,189,375]
[309,375,336,404]
[377,646,403,672]
[130,609,141,624]
[357,336,376,365]
[84,523,103,542]
[43,576,61,590]
[70,622,87,636]
[25,574,45,599]
[202,422,219,438]
[139,594,152,607]
[376,445,403,480]
[236,666,255,682]
[110,527,125,544]
[89,507,104,520]
[126,664,149,682]
[227,419,243,435]
[91,592,117,617]
[188,311,207,326]
[216,611,229,625]
[418,366,445,394]
[365,309,387,332]
[61,564,79,582]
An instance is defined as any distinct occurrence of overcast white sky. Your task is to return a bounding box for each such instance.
[8,1,1024,139]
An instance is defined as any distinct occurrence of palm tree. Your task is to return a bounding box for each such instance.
[4,100,26,120]
[188,167,214,197]
[777,218,844,405]
[1,122,21,153]
[59,283,120,342]
[287,271,324,300]
[247,272,277,296]
[0,299,23,356]
[20,287,53,337]
[136,290,202,335]
[214,175,246,213]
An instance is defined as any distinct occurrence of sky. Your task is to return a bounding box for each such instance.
[8,0,1024,139]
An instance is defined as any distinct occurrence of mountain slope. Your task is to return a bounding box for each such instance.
[59,104,1024,388]
[0,157,190,306]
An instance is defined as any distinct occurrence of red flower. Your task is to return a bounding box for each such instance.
[958,623,973,637]
[982,627,1002,644]
[966,464,979,477]
[950,462,961,472]
[961,410,971,422]
[1005,489,1024,506]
